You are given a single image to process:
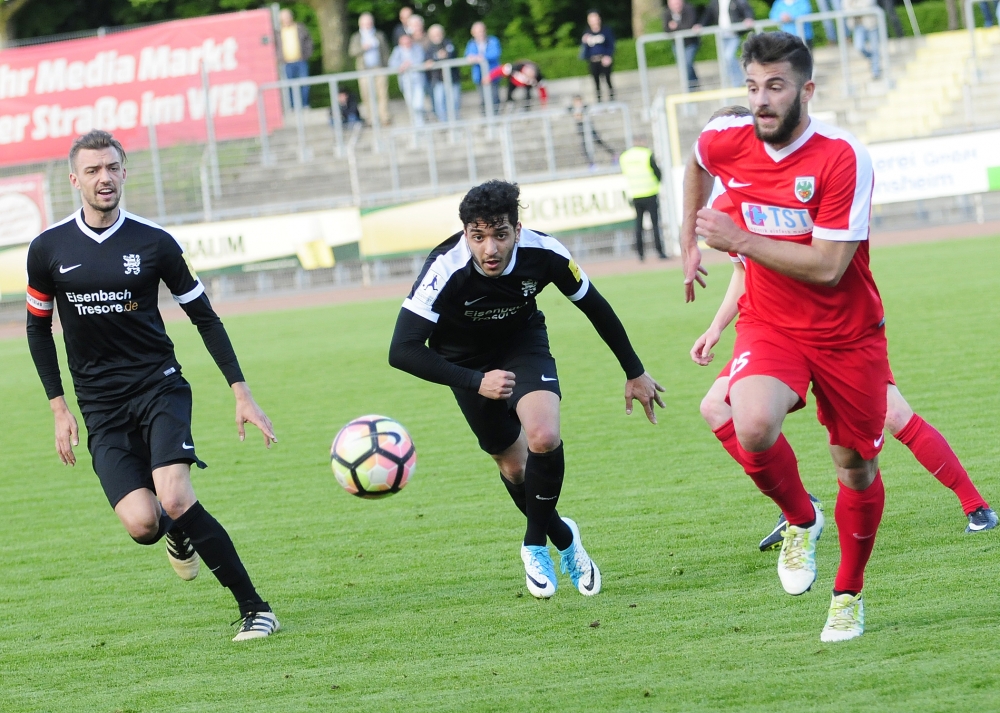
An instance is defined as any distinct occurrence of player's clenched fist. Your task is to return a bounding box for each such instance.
[696,208,745,254]
[479,369,516,400]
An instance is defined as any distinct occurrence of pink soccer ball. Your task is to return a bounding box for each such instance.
[330,415,416,498]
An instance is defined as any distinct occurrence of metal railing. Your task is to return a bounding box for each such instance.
[794,8,892,95]
[257,56,495,163]
[636,20,782,116]
[965,0,1000,79]
[345,102,633,207]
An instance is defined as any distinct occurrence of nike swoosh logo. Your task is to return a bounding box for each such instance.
[59,264,82,273]
[526,573,549,589]
[464,297,485,305]
[728,178,751,188]
[874,434,885,447]
[182,442,195,450]
[968,521,989,531]
[852,532,876,540]
[535,494,558,501]
[583,563,596,592]
[540,375,557,382]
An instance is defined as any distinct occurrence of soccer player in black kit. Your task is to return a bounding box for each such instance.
[26,130,279,641]
[389,180,664,598]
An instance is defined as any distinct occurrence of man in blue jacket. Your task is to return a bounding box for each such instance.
[581,11,616,102]
[465,21,502,112]
[769,0,815,47]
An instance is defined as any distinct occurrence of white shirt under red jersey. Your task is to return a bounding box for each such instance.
[696,116,884,347]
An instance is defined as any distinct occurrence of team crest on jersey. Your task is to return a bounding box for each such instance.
[794,176,816,203]
[521,279,537,297]
[567,259,582,282]
[123,254,141,275]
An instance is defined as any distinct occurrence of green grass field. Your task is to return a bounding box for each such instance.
[2,236,999,712]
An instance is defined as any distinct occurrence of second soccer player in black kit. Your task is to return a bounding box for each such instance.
[26,130,279,641]
[389,180,664,598]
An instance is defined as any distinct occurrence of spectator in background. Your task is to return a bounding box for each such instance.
[276,9,313,108]
[769,0,815,47]
[978,1,996,27]
[879,0,905,37]
[465,22,502,112]
[662,0,702,89]
[581,11,616,102]
[570,95,617,168]
[348,12,391,126]
[489,60,548,107]
[843,0,882,78]
[426,24,462,122]
[390,33,427,126]
[393,6,414,46]
[814,0,842,43]
[699,0,755,87]
[332,88,362,127]
[408,14,431,53]
[619,137,667,261]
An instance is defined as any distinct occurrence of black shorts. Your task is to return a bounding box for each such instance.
[81,376,205,508]
[450,324,561,455]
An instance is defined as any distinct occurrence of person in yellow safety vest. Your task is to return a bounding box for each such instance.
[619,139,667,261]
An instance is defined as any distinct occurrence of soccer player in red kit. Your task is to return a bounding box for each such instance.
[681,33,888,642]
[690,109,996,552]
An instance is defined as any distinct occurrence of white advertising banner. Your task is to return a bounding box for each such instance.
[170,207,362,273]
[0,174,50,247]
[868,130,1000,205]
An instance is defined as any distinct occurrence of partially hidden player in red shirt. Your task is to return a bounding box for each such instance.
[681,33,889,642]
[691,107,996,554]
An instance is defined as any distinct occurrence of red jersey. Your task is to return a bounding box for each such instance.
[696,116,883,348]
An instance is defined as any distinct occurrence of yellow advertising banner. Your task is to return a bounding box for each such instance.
[359,174,633,256]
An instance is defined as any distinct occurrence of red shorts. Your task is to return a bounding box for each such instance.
[726,322,890,460]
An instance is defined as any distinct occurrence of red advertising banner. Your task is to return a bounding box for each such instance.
[0,10,282,167]
[0,173,49,246]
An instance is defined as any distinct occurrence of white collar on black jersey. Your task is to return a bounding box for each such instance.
[763,117,817,163]
[74,207,126,243]
[470,241,519,277]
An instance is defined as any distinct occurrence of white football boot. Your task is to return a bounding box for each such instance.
[558,518,602,596]
[233,610,281,641]
[165,529,200,581]
[820,593,864,642]
[777,499,824,595]
[521,544,557,598]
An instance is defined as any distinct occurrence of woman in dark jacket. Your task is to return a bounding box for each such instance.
[580,10,616,102]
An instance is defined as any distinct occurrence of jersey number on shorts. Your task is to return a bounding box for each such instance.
[730,351,751,377]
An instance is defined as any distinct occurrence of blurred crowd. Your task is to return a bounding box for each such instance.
[278,0,942,129]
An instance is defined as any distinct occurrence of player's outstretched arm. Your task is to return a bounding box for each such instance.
[625,372,666,424]
[681,152,713,302]
[691,262,745,366]
[233,382,277,448]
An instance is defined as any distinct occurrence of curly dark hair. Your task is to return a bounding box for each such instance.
[741,32,813,86]
[459,180,522,228]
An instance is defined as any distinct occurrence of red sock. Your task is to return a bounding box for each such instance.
[712,419,747,468]
[833,472,884,593]
[894,414,987,515]
[736,434,814,526]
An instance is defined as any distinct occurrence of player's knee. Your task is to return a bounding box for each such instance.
[525,427,561,454]
[733,418,779,453]
[125,514,161,544]
[883,402,913,436]
[700,392,730,430]
[838,465,877,491]
[159,494,196,521]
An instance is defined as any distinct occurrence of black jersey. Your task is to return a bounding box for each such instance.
[390,228,644,392]
[26,209,216,407]
[402,228,590,362]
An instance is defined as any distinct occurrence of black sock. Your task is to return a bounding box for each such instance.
[523,443,571,548]
[133,509,174,545]
[174,501,266,613]
[500,472,572,549]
